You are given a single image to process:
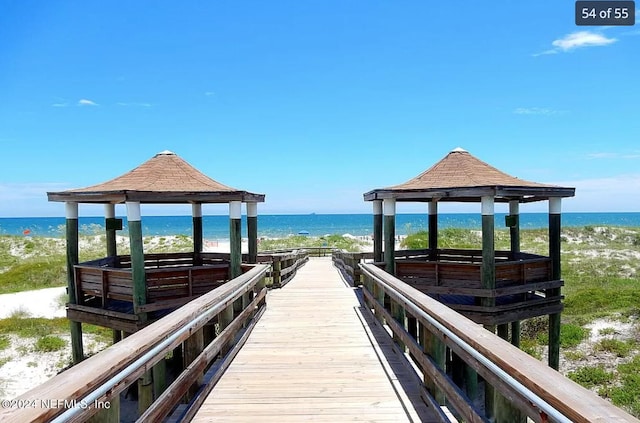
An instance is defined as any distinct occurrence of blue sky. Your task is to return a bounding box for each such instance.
[1,1,638,217]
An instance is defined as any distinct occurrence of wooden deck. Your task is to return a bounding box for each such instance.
[193,257,438,422]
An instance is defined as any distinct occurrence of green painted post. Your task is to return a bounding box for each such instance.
[428,201,438,261]
[153,359,166,398]
[509,200,522,347]
[481,196,496,308]
[497,324,509,339]
[184,329,204,401]
[105,204,122,350]
[138,370,153,416]
[481,196,495,410]
[383,199,396,275]
[247,202,258,264]
[548,198,562,370]
[126,202,147,323]
[373,200,383,263]
[495,324,525,422]
[192,204,203,266]
[66,202,84,364]
[229,201,242,278]
[105,204,118,258]
[219,303,234,356]
[431,333,446,405]
[112,330,122,344]
[391,298,406,351]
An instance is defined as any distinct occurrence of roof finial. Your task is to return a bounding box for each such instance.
[156,150,176,156]
[451,147,467,153]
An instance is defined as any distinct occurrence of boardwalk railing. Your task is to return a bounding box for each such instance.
[0,264,270,423]
[258,249,310,287]
[359,263,637,423]
[332,250,371,284]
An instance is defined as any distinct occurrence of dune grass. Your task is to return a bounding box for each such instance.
[0,234,194,294]
[258,234,365,252]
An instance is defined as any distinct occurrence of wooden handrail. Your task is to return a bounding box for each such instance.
[0,265,269,423]
[359,263,638,423]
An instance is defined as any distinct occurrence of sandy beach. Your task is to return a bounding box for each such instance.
[0,287,107,400]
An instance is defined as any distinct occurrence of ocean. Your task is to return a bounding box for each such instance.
[0,213,639,240]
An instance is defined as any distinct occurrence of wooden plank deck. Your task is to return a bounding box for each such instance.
[193,257,439,422]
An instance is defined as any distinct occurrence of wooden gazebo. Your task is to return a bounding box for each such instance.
[48,150,264,364]
[363,147,575,370]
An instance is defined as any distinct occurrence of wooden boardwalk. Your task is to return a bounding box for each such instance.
[193,257,437,422]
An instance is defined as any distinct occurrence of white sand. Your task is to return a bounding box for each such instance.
[0,287,67,319]
[0,287,107,400]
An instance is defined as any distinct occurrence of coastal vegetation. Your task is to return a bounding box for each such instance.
[258,234,365,252]
[0,227,638,415]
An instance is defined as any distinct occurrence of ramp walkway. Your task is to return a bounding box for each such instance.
[193,257,437,422]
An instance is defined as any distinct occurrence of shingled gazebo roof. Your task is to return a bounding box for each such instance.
[363,148,574,203]
[48,151,265,204]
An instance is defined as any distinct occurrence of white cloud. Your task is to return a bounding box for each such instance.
[552,31,617,51]
[550,174,640,212]
[534,31,617,56]
[532,49,558,57]
[51,102,69,108]
[586,152,640,159]
[205,91,215,96]
[513,107,565,115]
[78,99,98,106]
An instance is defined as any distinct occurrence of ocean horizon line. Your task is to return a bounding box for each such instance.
[2,211,640,219]
[1,212,640,238]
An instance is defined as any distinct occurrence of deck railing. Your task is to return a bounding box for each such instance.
[260,249,309,287]
[0,264,270,423]
[359,263,637,423]
[332,250,371,284]
[332,249,561,325]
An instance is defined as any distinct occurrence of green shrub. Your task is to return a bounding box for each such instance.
[601,356,640,416]
[400,231,429,249]
[519,338,541,360]
[595,338,634,357]
[535,323,588,347]
[568,365,614,388]
[0,317,69,338]
[564,350,586,361]
[561,324,589,348]
[0,335,10,350]
[34,335,66,352]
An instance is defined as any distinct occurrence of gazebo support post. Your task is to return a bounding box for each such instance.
[509,200,521,347]
[127,202,147,321]
[66,202,84,364]
[105,204,117,258]
[373,200,383,263]
[383,198,396,274]
[243,202,258,320]
[428,200,438,260]
[548,198,562,370]
[247,202,258,264]
[126,202,152,414]
[192,204,203,265]
[487,199,523,423]
[229,201,242,279]
[480,196,495,414]
[481,196,496,309]
[105,204,122,347]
